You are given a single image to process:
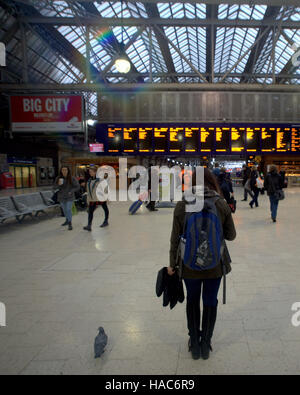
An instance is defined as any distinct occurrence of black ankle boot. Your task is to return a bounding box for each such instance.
[200,304,218,360]
[83,225,92,231]
[61,220,68,226]
[188,337,201,360]
[68,222,73,230]
[100,220,108,228]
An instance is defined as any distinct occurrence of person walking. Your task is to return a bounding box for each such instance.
[249,166,260,208]
[264,165,284,223]
[54,166,79,230]
[168,168,236,360]
[83,166,109,231]
[241,165,251,201]
[218,168,233,205]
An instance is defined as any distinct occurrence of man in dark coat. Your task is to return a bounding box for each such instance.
[264,165,284,222]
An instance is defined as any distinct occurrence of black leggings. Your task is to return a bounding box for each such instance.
[88,202,109,225]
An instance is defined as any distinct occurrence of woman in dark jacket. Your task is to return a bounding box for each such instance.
[218,168,233,205]
[168,168,236,360]
[249,166,259,208]
[264,164,284,223]
[54,166,79,230]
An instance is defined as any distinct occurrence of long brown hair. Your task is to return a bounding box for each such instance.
[192,167,222,195]
[59,166,72,185]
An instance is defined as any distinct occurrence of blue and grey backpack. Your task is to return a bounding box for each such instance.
[180,196,225,271]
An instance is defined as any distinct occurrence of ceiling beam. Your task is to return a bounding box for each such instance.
[144,3,177,83]
[23,0,300,6]
[20,16,300,29]
[206,4,218,83]
[13,1,106,84]
[240,6,281,83]
[1,82,299,92]
[79,1,144,82]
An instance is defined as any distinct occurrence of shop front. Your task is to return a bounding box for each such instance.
[7,157,37,189]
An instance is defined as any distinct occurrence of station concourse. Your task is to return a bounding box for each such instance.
[0,0,300,376]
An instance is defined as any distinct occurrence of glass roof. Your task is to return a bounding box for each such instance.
[0,1,299,112]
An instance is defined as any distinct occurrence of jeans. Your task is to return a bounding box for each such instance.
[60,201,73,223]
[269,195,279,220]
[250,189,259,207]
[184,278,222,307]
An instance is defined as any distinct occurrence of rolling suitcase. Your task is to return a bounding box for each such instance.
[129,199,143,215]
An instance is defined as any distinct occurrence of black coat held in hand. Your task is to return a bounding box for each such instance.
[156,267,185,309]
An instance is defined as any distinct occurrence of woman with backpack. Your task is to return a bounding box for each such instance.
[264,165,284,223]
[54,166,79,231]
[168,168,236,360]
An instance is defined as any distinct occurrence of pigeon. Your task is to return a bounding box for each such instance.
[94,327,108,358]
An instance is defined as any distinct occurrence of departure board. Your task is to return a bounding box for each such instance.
[215,127,230,153]
[123,127,138,153]
[291,127,300,152]
[246,127,260,152]
[277,127,291,152]
[139,127,153,153]
[231,127,246,153]
[261,127,276,152]
[201,127,214,152]
[169,127,184,153]
[108,127,123,153]
[185,127,199,153]
[96,123,300,155]
[154,127,168,153]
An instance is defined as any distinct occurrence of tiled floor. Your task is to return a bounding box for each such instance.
[1,187,300,375]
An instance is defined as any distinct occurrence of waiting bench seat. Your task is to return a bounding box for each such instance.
[12,193,50,217]
[0,197,24,223]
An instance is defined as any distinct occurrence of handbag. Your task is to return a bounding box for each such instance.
[228,197,237,213]
[274,189,285,201]
[71,202,78,216]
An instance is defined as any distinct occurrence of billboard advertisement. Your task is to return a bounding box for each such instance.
[10,95,83,132]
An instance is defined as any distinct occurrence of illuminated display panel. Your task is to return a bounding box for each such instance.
[108,127,123,153]
[277,127,291,152]
[231,127,246,153]
[246,127,260,152]
[169,127,184,153]
[185,127,199,153]
[139,127,153,153]
[97,124,300,155]
[123,127,138,153]
[261,127,276,152]
[215,127,230,153]
[200,127,214,152]
[154,127,168,153]
[291,128,300,152]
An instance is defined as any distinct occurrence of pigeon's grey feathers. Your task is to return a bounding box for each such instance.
[94,327,108,358]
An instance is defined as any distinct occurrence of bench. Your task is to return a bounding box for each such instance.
[12,193,51,218]
[0,197,25,223]
[40,191,60,208]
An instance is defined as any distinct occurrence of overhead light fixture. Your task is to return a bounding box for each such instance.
[114,0,131,74]
[87,119,96,126]
[114,55,131,74]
